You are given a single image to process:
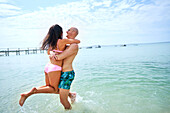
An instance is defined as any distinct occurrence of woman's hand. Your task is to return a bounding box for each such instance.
[49,54,59,64]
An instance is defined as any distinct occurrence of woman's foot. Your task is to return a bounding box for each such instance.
[19,87,37,106]
[69,92,76,104]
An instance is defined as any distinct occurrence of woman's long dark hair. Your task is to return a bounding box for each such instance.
[41,24,63,50]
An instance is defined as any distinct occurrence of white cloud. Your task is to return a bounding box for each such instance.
[93,2,103,7]
[102,0,112,7]
[0,3,21,17]
[0,0,8,2]
[91,0,112,8]
[0,0,170,47]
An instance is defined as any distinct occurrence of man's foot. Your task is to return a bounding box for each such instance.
[19,87,37,106]
[70,92,76,104]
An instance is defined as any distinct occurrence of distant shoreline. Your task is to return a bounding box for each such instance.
[0,41,170,50]
[80,41,170,49]
[99,41,170,47]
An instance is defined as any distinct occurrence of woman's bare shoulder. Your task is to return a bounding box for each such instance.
[57,39,66,49]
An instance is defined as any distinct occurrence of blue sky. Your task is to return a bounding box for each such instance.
[0,0,170,48]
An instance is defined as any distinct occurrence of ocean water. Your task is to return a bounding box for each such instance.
[0,43,170,113]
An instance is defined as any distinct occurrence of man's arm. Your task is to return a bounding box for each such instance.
[52,44,79,60]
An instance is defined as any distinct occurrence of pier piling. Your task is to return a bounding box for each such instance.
[0,47,47,56]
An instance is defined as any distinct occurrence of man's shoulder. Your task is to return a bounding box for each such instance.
[70,43,79,47]
[69,43,79,52]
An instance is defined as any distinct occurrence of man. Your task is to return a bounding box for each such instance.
[50,27,79,110]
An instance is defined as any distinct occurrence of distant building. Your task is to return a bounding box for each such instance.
[121,44,126,47]
[95,45,101,48]
[86,46,92,49]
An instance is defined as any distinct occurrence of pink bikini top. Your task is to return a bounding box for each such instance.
[52,49,63,53]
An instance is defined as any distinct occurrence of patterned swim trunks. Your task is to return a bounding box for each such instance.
[58,70,75,90]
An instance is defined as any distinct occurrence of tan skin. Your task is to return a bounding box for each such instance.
[46,38,80,92]
[50,27,80,110]
[19,37,80,106]
[50,43,79,110]
[58,45,79,110]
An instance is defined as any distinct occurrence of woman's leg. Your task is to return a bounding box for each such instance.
[19,72,74,106]
[33,72,57,94]
[19,72,57,106]
[48,71,61,93]
[68,92,76,104]
[21,71,61,96]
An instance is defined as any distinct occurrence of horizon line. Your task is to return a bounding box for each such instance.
[0,41,170,49]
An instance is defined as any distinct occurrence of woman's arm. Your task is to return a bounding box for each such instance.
[60,39,80,45]
[47,48,50,55]
[47,46,53,55]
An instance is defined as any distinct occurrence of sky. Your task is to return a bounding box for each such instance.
[0,0,170,48]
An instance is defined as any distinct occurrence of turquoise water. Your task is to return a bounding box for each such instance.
[0,43,170,113]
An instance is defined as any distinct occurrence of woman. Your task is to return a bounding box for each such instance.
[19,24,80,106]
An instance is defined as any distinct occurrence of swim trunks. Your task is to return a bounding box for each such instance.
[58,70,75,90]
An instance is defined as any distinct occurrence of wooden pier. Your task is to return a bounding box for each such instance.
[0,48,47,56]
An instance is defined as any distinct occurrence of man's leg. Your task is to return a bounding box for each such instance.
[59,88,72,110]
